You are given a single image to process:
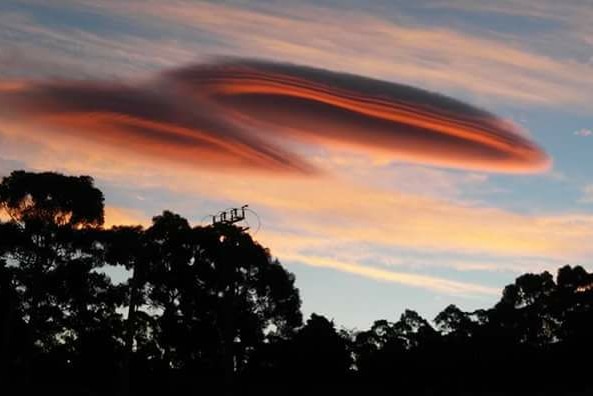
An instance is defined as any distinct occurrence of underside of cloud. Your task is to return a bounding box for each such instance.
[0,58,550,174]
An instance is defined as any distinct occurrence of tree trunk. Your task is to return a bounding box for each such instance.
[221,233,237,396]
[121,263,140,396]
[221,291,236,396]
[0,265,15,389]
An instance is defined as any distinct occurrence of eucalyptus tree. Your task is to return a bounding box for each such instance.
[0,170,121,392]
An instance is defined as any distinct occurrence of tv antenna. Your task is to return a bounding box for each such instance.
[212,205,250,231]
[204,205,261,234]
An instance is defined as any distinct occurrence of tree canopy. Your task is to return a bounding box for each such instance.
[1,169,593,396]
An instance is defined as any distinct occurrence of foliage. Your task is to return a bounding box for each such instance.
[1,170,593,396]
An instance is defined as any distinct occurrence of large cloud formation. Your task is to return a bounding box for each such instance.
[0,58,550,173]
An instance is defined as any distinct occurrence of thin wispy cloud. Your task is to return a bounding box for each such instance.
[574,128,592,137]
[3,1,593,109]
[579,185,593,204]
[97,0,593,110]
[283,253,499,297]
[0,8,196,79]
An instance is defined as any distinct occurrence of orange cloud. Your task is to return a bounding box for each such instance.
[0,59,549,175]
[97,193,501,297]
[104,206,149,228]
[0,79,308,174]
[169,59,549,173]
[0,81,27,92]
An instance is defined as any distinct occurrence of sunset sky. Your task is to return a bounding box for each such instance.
[1,0,593,330]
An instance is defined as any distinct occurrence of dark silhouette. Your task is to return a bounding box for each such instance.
[1,169,593,395]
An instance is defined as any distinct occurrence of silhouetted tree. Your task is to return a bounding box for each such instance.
[3,169,593,396]
[493,271,557,345]
[103,224,150,396]
[102,212,303,395]
[434,304,474,337]
[243,313,352,396]
[293,314,351,379]
[148,220,302,394]
[0,170,109,392]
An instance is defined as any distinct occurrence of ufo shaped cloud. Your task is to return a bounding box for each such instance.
[0,58,550,174]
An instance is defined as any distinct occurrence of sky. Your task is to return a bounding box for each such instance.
[1,0,593,330]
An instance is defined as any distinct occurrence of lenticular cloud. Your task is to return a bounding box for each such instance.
[0,58,550,174]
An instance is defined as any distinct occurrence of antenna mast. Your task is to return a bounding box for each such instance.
[212,205,249,231]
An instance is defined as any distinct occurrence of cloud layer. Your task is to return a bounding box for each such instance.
[0,58,549,174]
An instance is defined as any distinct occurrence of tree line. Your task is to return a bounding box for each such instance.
[1,170,592,396]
